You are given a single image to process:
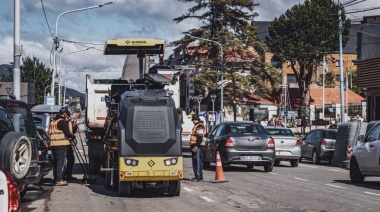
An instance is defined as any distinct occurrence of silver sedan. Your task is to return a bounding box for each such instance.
[264,126,301,167]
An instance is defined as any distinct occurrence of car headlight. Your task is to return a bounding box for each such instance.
[164,158,178,166]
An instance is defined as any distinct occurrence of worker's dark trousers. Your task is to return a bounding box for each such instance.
[64,145,75,178]
[52,146,68,182]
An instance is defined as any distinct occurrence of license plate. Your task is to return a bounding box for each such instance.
[276,151,291,156]
[240,156,260,160]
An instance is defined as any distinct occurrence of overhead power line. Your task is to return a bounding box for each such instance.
[346,6,380,14]
[40,0,53,38]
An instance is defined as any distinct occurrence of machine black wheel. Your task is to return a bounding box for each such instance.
[264,162,274,172]
[312,150,320,165]
[290,159,299,167]
[118,181,132,197]
[350,158,364,183]
[274,160,281,166]
[246,164,254,169]
[0,132,32,181]
[89,156,101,175]
[168,180,181,196]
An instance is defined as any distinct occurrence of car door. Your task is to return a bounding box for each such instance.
[301,131,314,158]
[312,130,322,155]
[205,124,220,161]
[357,123,380,173]
[211,124,225,162]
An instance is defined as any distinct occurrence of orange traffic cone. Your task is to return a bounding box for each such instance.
[213,151,228,183]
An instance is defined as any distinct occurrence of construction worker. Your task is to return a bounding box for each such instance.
[63,116,78,181]
[189,114,206,182]
[50,107,76,186]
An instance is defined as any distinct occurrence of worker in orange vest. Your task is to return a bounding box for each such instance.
[50,107,76,186]
[189,114,206,182]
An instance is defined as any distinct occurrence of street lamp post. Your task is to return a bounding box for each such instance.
[50,2,113,101]
[60,67,88,105]
[210,94,216,127]
[184,34,224,122]
[195,95,203,114]
[58,48,92,105]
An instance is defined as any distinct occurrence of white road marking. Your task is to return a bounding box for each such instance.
[183,187,193,192]
[364,191,380,197]
[200,196,214,202]
[299,164,317,169]
[328,168,343,172]
[326,184,345,189]
[269,172,278,175]
[293,177,309,181]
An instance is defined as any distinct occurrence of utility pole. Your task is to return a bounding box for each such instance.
[338,0,346,122]
[13,0,21,100]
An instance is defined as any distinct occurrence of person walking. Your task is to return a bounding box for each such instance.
[189,114,206,182]
[301,116,307,134]
[63,116,78,181]
[49,107,76,186]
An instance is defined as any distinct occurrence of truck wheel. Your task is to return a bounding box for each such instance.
[290,159,299,167]
[168,180,181,196]
[264,162,274,172]
[118,181,132,197]
[350,158,364,183]
[89,156,101,175]
[0,132,32,181]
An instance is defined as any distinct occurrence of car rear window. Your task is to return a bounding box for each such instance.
[0,104,36,137]
[266,128,295,136]
[226,123,266,135]
[323,131,337,139]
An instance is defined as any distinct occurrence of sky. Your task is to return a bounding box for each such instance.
[1,0,379,93]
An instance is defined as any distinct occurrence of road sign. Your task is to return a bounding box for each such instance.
[45,96,55,105]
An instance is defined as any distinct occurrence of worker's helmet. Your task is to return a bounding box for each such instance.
[59,107,71,117]
[191,114,201,121]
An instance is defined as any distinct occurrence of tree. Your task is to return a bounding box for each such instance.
[171,0,280,111]
[265,0,351,106]
[1,56,53,104]
[350,69,365,97]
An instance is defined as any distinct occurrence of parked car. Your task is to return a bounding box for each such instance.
[300,129,338,164]
[35,125,52,178]
[0,169,21,212]
[264,126,301,167]
[204,122,275,172]
[350,121,380,183]
[31,104,62,135]
[0,99,41,198]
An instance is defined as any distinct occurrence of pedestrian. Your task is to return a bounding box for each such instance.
[63,116,78,181]
[301,116,307,134]
[49,107,76,186]
[189,114,206,182]
[268,118,274,126]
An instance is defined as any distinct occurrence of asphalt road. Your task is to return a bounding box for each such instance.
[21,147,380,211]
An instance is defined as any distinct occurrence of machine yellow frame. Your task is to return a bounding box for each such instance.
[104,38,165,55]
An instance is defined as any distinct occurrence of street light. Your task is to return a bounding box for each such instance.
[58,48,92,105]
[194,95,203,114]
[184,34,224,122]
[60,67,88,106]
[50,2,113,101]
[210,94,216,127]
[63,74,80,106]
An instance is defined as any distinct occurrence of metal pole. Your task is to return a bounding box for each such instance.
[338,0,345,122]
[323,55,326,120]
[13,0,21,100]
[50,2,113,102]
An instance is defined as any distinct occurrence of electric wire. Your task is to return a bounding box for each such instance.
[40,0,53,38]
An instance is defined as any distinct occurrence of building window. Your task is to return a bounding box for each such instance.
[335,60,340,67]
[287,74,297,84]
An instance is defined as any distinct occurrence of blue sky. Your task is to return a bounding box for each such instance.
[1,0,379,92]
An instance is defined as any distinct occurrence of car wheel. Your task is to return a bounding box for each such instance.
[299,157,303,163]
[118,181,132,197]
[274,160,281,166]
[264,162,274,172]
[350,158,364,183]
[0,132,32,181]
[312,149,320,165]
[168,180,181,196]
[290,159,299,167]
[247,164,254,169]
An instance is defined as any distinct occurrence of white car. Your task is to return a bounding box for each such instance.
[0,170,21,212]
[350,121,380,183]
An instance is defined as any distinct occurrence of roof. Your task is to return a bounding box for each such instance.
[310,88,364,108]
[31,104,62,114]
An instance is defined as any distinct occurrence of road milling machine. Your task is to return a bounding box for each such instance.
[101,38,183,196]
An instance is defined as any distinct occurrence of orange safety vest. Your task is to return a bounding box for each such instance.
[49,118,70,147]
[189,122,206,146]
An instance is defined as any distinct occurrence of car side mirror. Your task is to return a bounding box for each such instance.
[357,135,364,142]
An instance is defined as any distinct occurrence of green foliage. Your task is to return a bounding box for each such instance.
[171,0,281,110]
[265,0,351,106]
[325,72,336,88]
[350,69,365,97]
[1,56,53,104]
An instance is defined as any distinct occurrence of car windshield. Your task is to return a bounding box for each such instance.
[266,128,295,136]
[226,123,266,135]
[323,131,337,139]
